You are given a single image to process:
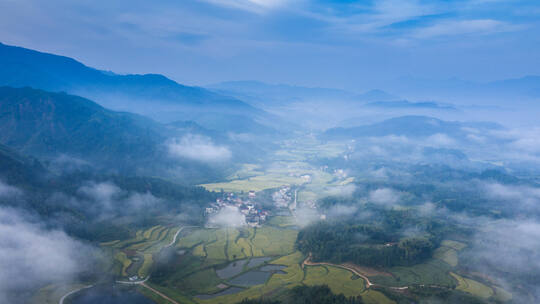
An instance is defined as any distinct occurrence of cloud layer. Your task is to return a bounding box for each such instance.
[168,134,232,163]
[207,206,246,227]
[0,207,92,303]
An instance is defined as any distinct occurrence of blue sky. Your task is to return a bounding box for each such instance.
[1,0,539,90]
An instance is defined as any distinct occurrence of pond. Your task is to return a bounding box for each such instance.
[70,285,154,304]
[246,257,271,268]
[228,271,272,286]
[260,265,287,273]
[195,287,245,299]
[216,259,248,279]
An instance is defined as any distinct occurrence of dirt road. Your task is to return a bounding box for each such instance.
[141,283,181,304]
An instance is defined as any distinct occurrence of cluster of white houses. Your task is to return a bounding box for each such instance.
[205,192,269,227]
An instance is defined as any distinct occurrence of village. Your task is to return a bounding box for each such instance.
[205,190,270,227]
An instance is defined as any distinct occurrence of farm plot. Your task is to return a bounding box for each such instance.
[103,225,179,277]
[303,265,365,297]
[450,272,494,299]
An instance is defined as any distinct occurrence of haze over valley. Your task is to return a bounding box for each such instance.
[1,1,540,303]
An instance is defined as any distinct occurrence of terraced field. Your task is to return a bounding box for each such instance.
[159,224,396,304]
[450,272,494,299]
[177,227,298,262]
[102,225,182,278]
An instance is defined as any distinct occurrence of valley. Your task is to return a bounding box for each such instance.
[39,136,514,304]
[1,25,540,304]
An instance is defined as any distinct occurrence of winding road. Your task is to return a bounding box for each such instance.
[59,225,197,304]
[58,285,94,304]
[141,283,181,304]
[165,225,198,248]
[302,254,408,291]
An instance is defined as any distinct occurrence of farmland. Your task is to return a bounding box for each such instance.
[57,137,516,304]
[101,225,183,279]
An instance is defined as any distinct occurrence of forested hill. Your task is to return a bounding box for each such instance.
[0,144,217,241]
[0,86,165,169]
[296,215,444,268]
[0,86,230,182]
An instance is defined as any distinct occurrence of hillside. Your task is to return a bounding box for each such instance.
[0,42,280,133]
[0,86,163,161]
[323,115,501,140]
[0,86,233,182]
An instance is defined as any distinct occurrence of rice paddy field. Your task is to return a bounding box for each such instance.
[95,137,511,304]
[141,224,397,304]
[200,138,351,195]
[100,225,182,278]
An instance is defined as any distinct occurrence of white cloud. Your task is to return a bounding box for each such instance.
[327,204,358,217]
[369,188,401,205]
[324,184,356,197]
[168,134,232,163]
[0,208,92,303]
[207,205,245,227]
[412,19,518,39]
[77,182,162,213]
[427,133,456,146]
[201,0,289,13]
[483,183,540,207]
[294,205,320,227]
[0,181,22,198]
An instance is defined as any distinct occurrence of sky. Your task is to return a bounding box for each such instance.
[1,0,539,90]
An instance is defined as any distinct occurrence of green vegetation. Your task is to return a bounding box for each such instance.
[201,174,306,192]
[138,254,153,278]
[379,259,455,287]
[433,240,466,267]
[114,252,132,276]
[252,227,297,256]
[450,273,494,299]
[297,220,440,268]
[29,284,87,304]
[267,216,296,228]
[303,265,365,297]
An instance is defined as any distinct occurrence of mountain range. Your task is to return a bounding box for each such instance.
[0,86,241,182]
[323,115,502,140]
[0,42,282,134]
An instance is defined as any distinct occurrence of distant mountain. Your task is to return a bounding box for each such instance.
[0,86,233,182]
[0,42,280,134]
[322,115,501,140]
[207,80,356,107]
[365,100,457,111]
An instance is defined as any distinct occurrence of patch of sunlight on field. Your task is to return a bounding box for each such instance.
[450,272,494,299]
[201,174,306,192]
